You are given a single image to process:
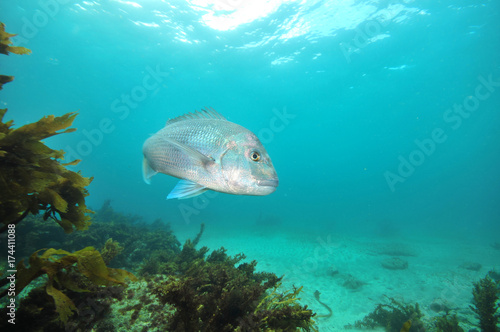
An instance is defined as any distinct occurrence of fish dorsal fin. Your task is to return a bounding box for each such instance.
[167,179,208,199]
[165,107,226,126]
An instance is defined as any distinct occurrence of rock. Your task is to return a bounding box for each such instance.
[429,299,450,312]
[460,262,481,271]
[381,257,408,270]
[429,302,442,312]
[328,265,339,276]
[341,274,364,290]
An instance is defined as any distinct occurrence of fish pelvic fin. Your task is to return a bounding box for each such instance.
[142,157,158,184]
[167,179,208,199]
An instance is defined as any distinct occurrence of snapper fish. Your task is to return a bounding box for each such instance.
[142,108,279,199]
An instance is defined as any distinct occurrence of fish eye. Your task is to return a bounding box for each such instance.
[250,151,261,162]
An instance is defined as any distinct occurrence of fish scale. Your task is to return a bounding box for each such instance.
[145,121,233,184]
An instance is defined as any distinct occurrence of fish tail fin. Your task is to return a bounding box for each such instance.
[142,157,157,184]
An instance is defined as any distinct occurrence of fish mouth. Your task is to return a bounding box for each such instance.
[257,178,279,188]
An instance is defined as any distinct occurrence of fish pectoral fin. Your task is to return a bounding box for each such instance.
[142,157,158,184]
[167,180,208,199]
[162,137,215,168]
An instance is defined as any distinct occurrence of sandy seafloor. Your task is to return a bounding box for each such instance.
[175,224,498,331]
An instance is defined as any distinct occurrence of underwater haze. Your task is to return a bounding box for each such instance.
[2,0,500,240]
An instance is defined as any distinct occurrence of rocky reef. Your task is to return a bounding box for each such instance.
[0,205,317,331]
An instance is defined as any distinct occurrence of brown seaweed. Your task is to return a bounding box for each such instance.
[1,21,92,233]
[470,275,500,332]
[10,247,136,323]
[0,110,94,233]
[0,22,31,90]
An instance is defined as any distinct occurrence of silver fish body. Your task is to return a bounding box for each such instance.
[142,108,278,199]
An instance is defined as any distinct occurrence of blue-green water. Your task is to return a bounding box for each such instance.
[2,0,499,240]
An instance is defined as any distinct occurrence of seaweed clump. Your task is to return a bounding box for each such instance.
[4,247,136,323]
[434,314,464,332]
[10,200,181,272]
[347,297,424,332]
[0,110,93,233]
[0,22,93,234]
[152,238,317,331]
[0,23,140,331]
[470,275,500,332]
[100,238,124,264]
[0,22,31,89]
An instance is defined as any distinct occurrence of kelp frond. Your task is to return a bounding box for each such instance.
[0,22,31,90]
[10,247,137,324]
[0,109,93,233]
[0,22,31,56]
